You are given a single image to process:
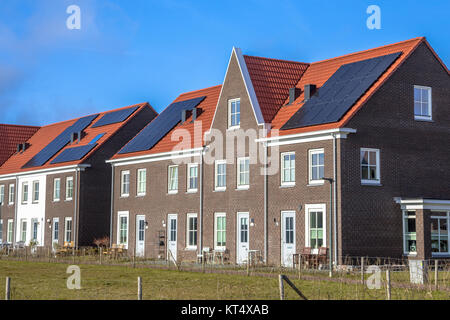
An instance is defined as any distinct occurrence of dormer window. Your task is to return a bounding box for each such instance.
[228,98,240,129]
[414,86,432,121]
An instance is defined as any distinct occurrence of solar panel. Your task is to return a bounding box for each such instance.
[22,114,99,168]
[50,144,97,164]
[118,96,205,154]
[91,106,139,128]
[281,52,402,130]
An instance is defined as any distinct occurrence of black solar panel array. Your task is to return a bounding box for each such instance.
[22,114,99,168]
[281,52,402,130]
[118,96,205,154]
[50,144,97,164]
[91,106,139,128]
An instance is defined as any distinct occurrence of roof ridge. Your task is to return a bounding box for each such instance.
[244,54,310,66]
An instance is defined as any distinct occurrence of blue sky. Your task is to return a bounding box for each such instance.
[1,0,449,126]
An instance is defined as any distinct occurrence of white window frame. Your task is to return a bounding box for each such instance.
[52,218,59,244]
[304,204,327,255]
[168,165,179,194]
[66,177,74,201]
[237,157,250,189]
[64,217,73,243]
[21,182,29,204]
[20,219,27,243]
[0,185,4,205]
[53,178,60,202]
[117,211,129,249]
[136,169,147,196]
[187,163,199,193]
[214,213,227,251]
[215,160,227,191]
[0,219,3,244]
[120,170,130,197]
[32,181,39,203]
[309,149,325,185]
[228,98,241,129]
[7,219,13,243]
[360,148,381,185]
[414,85,432,121]
[402,210,417,256]
[430,211,450,257]
[8,184,14,205]
[186,213,198,250]
[281,152,296,186]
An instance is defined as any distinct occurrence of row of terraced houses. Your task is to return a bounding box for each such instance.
[0,37,449,266]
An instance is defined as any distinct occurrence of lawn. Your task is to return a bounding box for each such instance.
[0,260,448,300]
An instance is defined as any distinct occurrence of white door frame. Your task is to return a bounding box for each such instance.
[167,214,178,262]
[135,215,146,257]
[281,211,296,267]
[236,212,250,264]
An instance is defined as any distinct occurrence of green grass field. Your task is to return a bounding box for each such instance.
[0,260,448,300]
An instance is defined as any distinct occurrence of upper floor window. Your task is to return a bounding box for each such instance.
[22,182,29,204]
[309,149,324,185]
[0,185,4,205]
[66,177,74,201]
[53,178,60,202]
[281,152,295,186]
[237,157,250,189]
[215,160,227,191]
[8,184,15,205]
[121,171,130,197]
[361,148,380,185]
[228,98,241,129]
[32,181,39,203]
[168,165,178,194]
[414,86,432,121]
[137,169,146,196]
[187,164,198,193]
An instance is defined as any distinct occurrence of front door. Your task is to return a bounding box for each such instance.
[167,214,178,262]
[281,211,296,267]
[135,215,145,257]
[236,212,249,264]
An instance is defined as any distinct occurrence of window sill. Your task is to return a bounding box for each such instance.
[227,126,240,131]
[414,116,433,122]
[403,253,417,257]
[167,191,178,195]
[361,181,382,187]
[186,190,198,194]
[214,188,226,192]
[136,194,146,198]
[307,182,324,187]
[280,184,295,188]
[65,199,73,202]
[53,200,60,203]
[236,186,249,191]
[185,247,197,251]
[120,195,129,198]
[432,253,450,257]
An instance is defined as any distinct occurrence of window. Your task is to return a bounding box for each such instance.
[32,181,39,203]
[121,171,130,197]
[89,133,105,145]
[0,220,3,243]
[403,211,417,254]
[117,212,129,248]
[187,164,198,192]
[186,214,198,249]
[168,165,178,194]
[361,148,380,184]
[215,213,226,250]
[20,219,27,242]
[66,177,74,200]
[215,160,227,191]
[0,185,5,205]
[228,98,241,128]
[305,204,326,254]
[52,218,59,243]
[137,169,146,196]
[281,152,296,186]
[309,149,324,184]
[8,184,15,205]
[22,182,29,204]
[431,212,449,256]
[7,220,13,243]
[64,218,72,242]
[32,220,38,241]
[414,86,432,120]
[53,178,60,201]
[237,157,250,189]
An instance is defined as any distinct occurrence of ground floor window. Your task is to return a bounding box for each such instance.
[7,220,13,243]
[20,219,27,242]
[0,219,3,243]
[403,211,417,254]
[64,218,72,243]
[186,213,198,249]
[431,212,449,255]
[215,213,226,250]
[53,218,59,243]
[118,212,129,247]
[305,204,326,254]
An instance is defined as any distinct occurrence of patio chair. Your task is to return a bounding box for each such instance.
[317,247,328,266]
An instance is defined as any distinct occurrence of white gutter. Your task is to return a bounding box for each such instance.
[0,164,90,181]
[263,141,268,264]
[109,165,115,248]
[107,148,204,167]
[332,133,338,266]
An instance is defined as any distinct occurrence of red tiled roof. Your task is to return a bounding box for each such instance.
[270,37,428,136]
[244,55,309,123]
[0,103,154,176]
[0,124,40,166]
[112,85,222,159]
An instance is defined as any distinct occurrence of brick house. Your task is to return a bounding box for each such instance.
[0,103,157,248]
[108,37,449,266]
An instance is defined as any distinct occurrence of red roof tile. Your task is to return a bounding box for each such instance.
[0,124,40,166]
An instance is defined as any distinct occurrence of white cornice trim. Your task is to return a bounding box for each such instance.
[395,198,450,211]
[107,148,203,167]
[0,164,90,181]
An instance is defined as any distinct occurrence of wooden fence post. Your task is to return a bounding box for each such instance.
[434,260,439,290]
[137,277,142,300]
[278,275,284,300]
[386,269,391,300]
[361,257,365,285]
[298,255,302,279]
[5,277,10,301]
[133,255,136,268]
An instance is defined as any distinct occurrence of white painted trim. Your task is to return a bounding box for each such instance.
[214,160,227,191]
[186,213,198,250]
[117,211,129,249]
[108,148,203,167]
[360,148,381,185]
[304,204,327,255]
[65,177,74,201]
[395,198,450,211]
[0,165,89,181]
[186,163,199,193]
[281,210,296,267]
[236,157,250,189]
[168,165,179,194]
[414,85,432,121]
[136,168,147,196]
[214,212,227,251]
[280,152,296,186]
[120,170,130,197]
[308,149,325,185]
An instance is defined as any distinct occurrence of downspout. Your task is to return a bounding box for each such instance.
[13,176,18,245]
[199,147,205,255]
[109,165,115,248]
[73,168,80,248]
[332,133,338,265]
[263,141,268,264]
